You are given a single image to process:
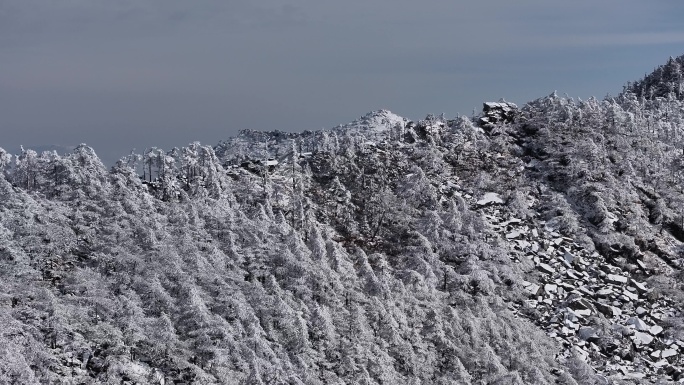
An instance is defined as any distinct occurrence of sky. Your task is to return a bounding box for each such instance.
[3,1,684,165]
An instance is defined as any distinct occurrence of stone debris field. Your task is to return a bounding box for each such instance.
[476,193,683,383]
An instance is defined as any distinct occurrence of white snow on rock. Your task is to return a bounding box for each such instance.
[633,331,654,346]
[477,192,504,206]
[335,110,407,139]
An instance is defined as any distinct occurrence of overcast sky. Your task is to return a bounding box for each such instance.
[3,1,684,165]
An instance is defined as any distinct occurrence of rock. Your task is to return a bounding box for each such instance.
[650,325,663,336]
[636,306,647,315]
[626,317,650,331]
[562,252,575,267]
[662,349,677,359]
[570,298,594,312]
[563,309,579,323]
[607,274,628,284]
[602,340,621,356]
[578,286,594,297]
[651,350,661,359]
[565,320,579,330]
[596,288,613,298]
[537,263,554,275]
[636,260,647,270]
[558,282,574,291]
[480,101,518,128]
[524,300,538,308]
[630,279,649,294]
[566,270,580,280]
[504,218,522,226]
[544,284,558,294]
[618,348,635,361]
[525,283,541,296]
[652,359,669,368]
[622,290,639,301]
[516,240,531,249]
[575,309,591,317]
[633,331,654,346]
[557,286,566,298]
[579,327,600,342]
[597,303,622,318]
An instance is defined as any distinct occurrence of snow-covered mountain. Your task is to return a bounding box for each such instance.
[2,55,684,384]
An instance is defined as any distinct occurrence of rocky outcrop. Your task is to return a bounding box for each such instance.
[479,101,518,129]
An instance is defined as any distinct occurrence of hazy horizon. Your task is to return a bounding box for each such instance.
[3,1,684,165]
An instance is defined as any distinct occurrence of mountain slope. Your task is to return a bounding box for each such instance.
[1,56,684,384]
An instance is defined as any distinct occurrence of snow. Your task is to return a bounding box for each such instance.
[5,56,684,383]
[477,192,504,206]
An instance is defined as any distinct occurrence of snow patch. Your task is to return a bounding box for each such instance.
[477,192,504,206]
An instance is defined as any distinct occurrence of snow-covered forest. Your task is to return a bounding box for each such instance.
[2,55,684,384]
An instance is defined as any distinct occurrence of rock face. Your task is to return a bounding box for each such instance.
[475,194,683,382]
[479,101,518,129]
